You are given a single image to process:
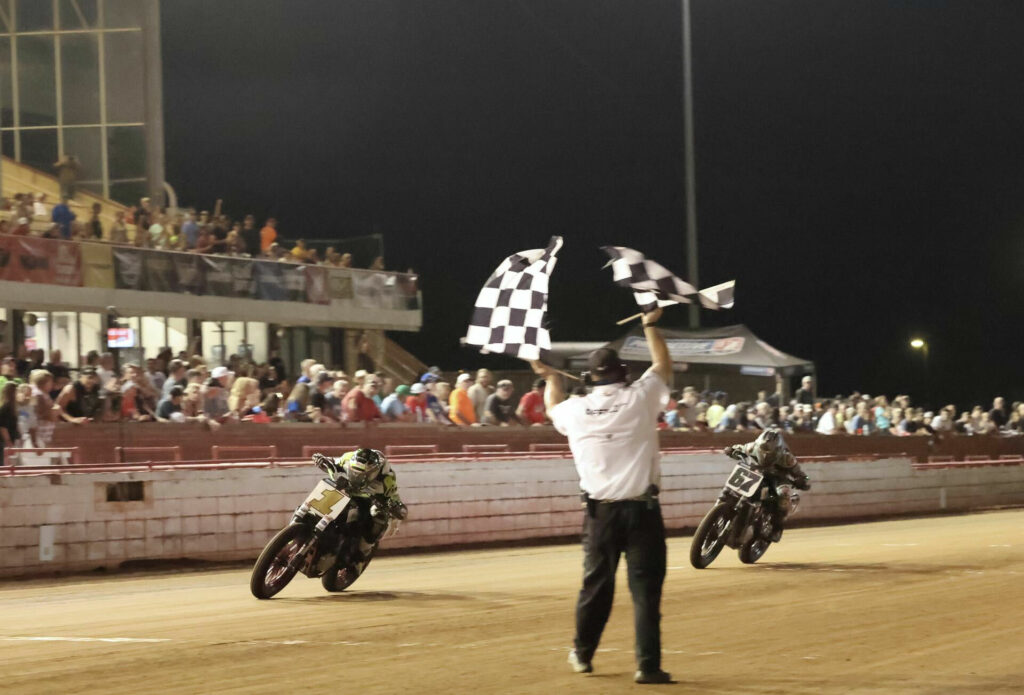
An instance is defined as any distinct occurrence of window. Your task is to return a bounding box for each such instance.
[103,30,144,124]
[50,312,79,366]
[108,180,147,207]
[17,36,57,127]
[167,317,189,355]
[59,0,98,29]
[60,34,101,125]
[105,481,145,502]
[0,37,12,128]
[202,321,246,364]
[246,322,268,363]
[141,317,166,355]
[20,128,58,173]
[107,125,145,179]
[103,0,143,29]
[16,0,54,32]
[79,312,105,359]
[62,126,102,184]
[23,311,49,354]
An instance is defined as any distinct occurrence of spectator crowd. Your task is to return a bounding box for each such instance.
[1,192,391,272]
[658,376,1024,438]
[0,347,557,458]
[3,347,1023,462]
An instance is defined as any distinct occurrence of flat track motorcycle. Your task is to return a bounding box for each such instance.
[250,458,400,599]
[690,449,807,568]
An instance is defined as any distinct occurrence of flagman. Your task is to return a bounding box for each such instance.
[531,307,673,685]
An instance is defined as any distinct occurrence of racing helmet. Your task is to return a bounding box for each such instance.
[755,427,784,448]
[754,427,787,457]
[344,448,384,489]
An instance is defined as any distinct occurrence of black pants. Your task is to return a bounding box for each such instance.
[574,500,667,672]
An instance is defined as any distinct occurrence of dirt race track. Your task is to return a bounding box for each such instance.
[2,509,1022,695]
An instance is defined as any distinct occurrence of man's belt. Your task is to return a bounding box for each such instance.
[583,485,660,513]
[597,494,650,504]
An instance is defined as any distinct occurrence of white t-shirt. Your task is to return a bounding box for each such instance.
[548,368,670,501]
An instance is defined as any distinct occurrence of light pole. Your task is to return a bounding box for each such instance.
[910,338,929,407]
[681,0,699,328]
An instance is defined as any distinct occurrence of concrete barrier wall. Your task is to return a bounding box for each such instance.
[2,455,1023,577]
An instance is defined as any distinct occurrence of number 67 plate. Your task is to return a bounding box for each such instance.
[724,464,764,497]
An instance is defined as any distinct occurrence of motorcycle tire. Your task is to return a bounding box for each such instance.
[739,537,771,564]
[321,550,375,593]
[251,524,313,599]
[690,504,731,569]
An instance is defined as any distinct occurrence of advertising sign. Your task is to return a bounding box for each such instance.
[619,335,746,361]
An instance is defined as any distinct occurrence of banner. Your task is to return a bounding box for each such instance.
[227,258,255,297]
[0,236,418,313]
[173,253,205,295]
[142,249,177,293]
[52,239,82,286]
[282,264,307,302]
[353,272,388,308]
[113,248,144,290]
[304,266,329,305]
[620,335,745,361]
[0,236,13,281]
[327,270,354,300]
[0,237,81,286]
[81,242,115,289]
[253,261,288,301]
[202,256,233,297]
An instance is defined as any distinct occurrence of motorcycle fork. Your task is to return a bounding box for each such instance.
[290,520,325,575]
[726,502,751,547]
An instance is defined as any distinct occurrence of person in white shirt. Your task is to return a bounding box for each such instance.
[815,402,838,435]
[531,307,673,685]
[467,368,494,422]
[32,193,48,218]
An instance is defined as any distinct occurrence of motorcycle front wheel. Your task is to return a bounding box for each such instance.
[251,524,313,599]
[690,503,731,569]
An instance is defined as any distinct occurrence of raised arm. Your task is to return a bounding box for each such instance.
[529,360,564,412]
[642,308,672,385]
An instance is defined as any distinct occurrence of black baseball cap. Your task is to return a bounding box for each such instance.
[588,348,626,381]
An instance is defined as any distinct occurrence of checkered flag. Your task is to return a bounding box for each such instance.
[601,246,735,313]
[464,236,563,360]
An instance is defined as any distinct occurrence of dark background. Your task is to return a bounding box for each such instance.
[161,1,1024,409]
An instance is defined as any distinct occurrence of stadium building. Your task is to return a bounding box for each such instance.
[0,0,422,378]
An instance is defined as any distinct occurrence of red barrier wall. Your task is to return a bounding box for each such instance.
[44,421,1024,465]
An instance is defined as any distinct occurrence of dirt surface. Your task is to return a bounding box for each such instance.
[2,509,1022,694]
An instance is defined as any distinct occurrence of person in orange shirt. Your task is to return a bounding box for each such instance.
[449,373,477,426]
[259,218,278,253]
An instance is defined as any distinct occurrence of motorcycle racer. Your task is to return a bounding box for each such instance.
[312,448,407,572]
[724,429,810,541]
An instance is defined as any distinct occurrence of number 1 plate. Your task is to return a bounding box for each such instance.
[302,479,351,522]
[724,463,764,498]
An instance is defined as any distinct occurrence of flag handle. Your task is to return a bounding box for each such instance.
[616,312,643,326]
[554,368,581,381]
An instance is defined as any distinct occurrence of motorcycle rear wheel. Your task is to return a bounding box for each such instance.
[321,551,374,593]
[690,504,731,569]
[739,537,771,564]
[251,524,312,599]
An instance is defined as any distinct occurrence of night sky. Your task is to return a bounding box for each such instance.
[161,1,1024,409]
